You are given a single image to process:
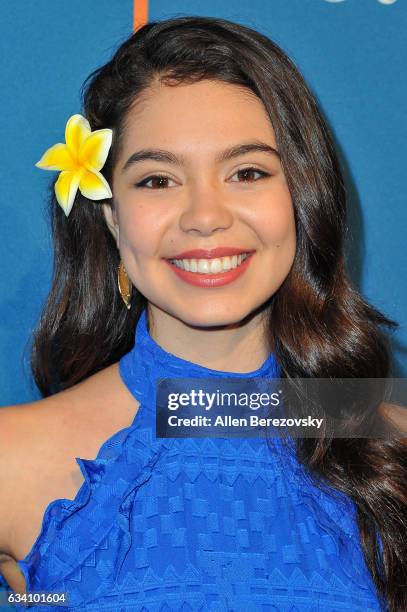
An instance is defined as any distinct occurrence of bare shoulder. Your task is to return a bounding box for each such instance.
[0,362,139,465]
[0,363,139,569]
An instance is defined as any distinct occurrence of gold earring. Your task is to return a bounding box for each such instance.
[117,260,132,310]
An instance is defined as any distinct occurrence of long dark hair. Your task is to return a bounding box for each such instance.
[31,16,406,610]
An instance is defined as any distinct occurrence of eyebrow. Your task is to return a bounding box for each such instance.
[121,140,280,173]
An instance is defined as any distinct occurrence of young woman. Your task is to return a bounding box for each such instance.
[0,15,406,612]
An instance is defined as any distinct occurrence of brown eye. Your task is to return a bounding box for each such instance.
[135,175,176,189]
[231,167,271,183]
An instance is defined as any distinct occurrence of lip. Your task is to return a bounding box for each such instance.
[166,247,255,260]
[164,251,255,288]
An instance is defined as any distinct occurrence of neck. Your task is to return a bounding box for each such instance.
[146,303,272,374]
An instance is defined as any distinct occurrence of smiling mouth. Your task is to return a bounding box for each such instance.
[167,252,252,275]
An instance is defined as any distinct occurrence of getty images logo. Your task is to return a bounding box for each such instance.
[324,0,397,4]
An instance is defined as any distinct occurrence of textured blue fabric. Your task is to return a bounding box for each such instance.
[1,308,385,611]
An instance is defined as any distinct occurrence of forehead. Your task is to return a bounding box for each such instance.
[119,79,277,154]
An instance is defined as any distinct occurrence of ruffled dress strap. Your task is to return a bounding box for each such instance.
[16,313,174,601]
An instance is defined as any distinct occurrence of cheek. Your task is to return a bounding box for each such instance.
[256,187,296,246]
[116,202,165,255]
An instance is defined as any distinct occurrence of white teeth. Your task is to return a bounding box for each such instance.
[169,253,250,274]
[197,259,210,273]
[209,259,222,274]
[222,257,232,271]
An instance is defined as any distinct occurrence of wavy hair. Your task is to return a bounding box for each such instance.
[31,16,406,610]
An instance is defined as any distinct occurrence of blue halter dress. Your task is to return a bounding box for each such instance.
[1,308,384,611]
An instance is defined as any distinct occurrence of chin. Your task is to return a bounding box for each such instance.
[148,293,266,329]
[173,305,253,330]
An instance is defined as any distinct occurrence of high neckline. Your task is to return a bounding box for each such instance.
[134,307,281,379]
[119,307,281,420]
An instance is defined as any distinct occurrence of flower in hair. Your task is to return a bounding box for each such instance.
[35,114,113,216]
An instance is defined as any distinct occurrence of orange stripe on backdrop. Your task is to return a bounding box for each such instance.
[134,0,149,31]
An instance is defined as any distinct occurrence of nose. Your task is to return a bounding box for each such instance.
[179,181,234,236]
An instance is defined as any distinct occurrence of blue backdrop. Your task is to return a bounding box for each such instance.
[1,0,406,407]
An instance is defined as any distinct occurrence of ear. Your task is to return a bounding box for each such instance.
[102,203,120,247]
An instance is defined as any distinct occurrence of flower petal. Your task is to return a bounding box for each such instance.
[79,129,113,171]
[79,169,112,200]
[35,143,76,171]
[55,170,81,216]
[65,114,91,159]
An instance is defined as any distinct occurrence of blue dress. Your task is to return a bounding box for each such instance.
[0,309,384,611]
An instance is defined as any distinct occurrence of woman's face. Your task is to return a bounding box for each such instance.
[104,79,296,327]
